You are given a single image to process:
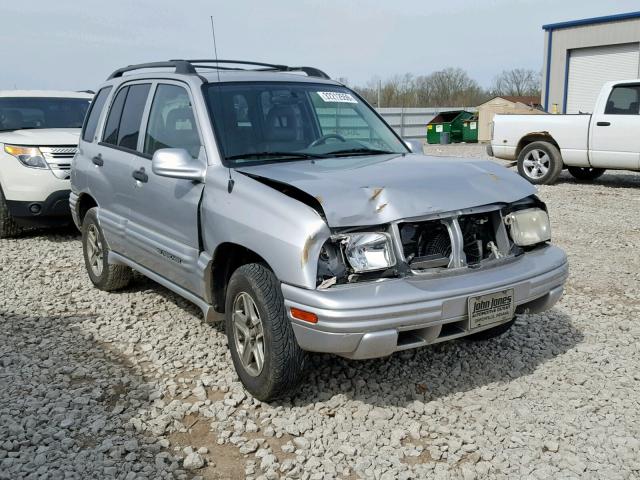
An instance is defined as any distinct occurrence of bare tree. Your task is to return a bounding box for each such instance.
[491,69,541,97]
[353,68,489,108]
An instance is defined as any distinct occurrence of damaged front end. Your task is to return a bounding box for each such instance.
[316,196,550,289]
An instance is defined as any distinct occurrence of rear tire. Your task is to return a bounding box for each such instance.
[568,166,606,181]
[225,263,306,401]
[0,187,21,239]
[82,208,132,291]
[517,141,563,185]
[464,319,515,341]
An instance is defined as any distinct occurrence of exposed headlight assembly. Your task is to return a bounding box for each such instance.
[504,208,551,246]
[339,232,396,273]
[4,145,48,169]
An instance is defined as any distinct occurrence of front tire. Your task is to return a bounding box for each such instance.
[517,141,563,185]
[568,166,606,181]
[0,186,21,238]
[225,263,306,401]
[82,208,132,291]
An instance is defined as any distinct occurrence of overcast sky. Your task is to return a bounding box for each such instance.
[2,0,639,91]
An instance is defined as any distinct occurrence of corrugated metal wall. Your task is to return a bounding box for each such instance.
[542,18,640,112]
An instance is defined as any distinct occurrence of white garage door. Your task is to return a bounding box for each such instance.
[566,43,640,114]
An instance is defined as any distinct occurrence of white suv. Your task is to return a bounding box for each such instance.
[0,90,92,237]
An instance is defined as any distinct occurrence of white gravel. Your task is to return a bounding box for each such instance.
[1,150,640,479]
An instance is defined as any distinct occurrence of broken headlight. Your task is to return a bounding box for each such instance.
[341,232,396,272]
[504,208,551,246]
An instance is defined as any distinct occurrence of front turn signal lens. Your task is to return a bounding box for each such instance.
[290,307,318,324]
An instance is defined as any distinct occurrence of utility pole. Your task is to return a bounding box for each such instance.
[377,79,381,108]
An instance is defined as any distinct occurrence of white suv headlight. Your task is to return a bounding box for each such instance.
[504,208,551,246]
[341,232,396,272]
[4,145,48,169]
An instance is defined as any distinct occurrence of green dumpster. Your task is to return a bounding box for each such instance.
[461,114,479,143]
[426,110,474,144]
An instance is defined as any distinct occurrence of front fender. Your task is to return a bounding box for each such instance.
[201,166,330,289]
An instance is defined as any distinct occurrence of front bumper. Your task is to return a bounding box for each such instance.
[283,245,568,359]
[5,190,71,226]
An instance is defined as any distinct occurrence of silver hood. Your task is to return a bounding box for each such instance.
[236,153,536,227]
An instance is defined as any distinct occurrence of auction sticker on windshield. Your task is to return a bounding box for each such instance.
[468,289,514,330]
[317,91,358,103]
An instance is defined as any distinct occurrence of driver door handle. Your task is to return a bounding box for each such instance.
[596,121,610,126]
[132,167,148,183]
[92,154,103,166]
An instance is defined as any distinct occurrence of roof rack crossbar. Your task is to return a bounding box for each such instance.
[107,60,196,79]
[107,59,331,80]
[177,59,331,79]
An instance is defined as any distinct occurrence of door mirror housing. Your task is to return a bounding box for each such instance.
[404,139,423,154]
[151,148,205,182]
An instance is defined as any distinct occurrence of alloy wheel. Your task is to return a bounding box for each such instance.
[232,292,265,377]
[86,224,104,277]
[522,149,550,179]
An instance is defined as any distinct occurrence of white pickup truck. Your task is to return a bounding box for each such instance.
[489,80,640,184]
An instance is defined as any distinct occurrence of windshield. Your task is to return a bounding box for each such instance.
[203,83,408,165]
[0,97,90,132]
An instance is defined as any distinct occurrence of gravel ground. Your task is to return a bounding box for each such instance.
[2,149,640,479]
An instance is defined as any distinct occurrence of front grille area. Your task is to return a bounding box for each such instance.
[458,212,501,266]
[398,209,510,272]
[399,220,452,270]
[40,146,76,180]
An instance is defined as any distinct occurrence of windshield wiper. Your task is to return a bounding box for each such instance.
[226,151,327,161]
[324,148,396,157]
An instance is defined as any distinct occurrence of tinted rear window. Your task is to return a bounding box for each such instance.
[103,87,128,145]
[116,84,151,150]
[82,87,112,142]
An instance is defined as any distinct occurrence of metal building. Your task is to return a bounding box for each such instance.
[542,11,640,114]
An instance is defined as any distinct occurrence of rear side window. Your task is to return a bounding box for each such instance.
[143,84,201,158]
[82,87,112,142]
[103,87,128,145]
[102,83,151,150]
[605,85,640,115]
[117,84,151,150]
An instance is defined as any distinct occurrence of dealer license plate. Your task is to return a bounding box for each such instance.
[468,289,515,330]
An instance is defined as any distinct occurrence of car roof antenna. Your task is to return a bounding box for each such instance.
[210,16,221,83]
[210,15,234,193]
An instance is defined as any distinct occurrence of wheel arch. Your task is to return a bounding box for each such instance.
[516,133,560,159]
[209,242,272,313]
[76,193,98,227]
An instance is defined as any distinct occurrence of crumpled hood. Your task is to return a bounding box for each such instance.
[237,153,536,227]
[0,128,81,146]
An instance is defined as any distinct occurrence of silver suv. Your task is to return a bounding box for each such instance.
[71,60,568,400]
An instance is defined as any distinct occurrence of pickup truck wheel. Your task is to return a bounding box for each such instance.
[568,166,606,181]
[0,186,21,238]
[464,319,515,341]
[225,263,306,401]
[82,208,132,291]
[517,142,563,185]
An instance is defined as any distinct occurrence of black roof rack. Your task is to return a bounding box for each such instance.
[107,59,330,80]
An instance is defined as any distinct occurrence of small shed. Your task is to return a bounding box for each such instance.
[476,96,544,142]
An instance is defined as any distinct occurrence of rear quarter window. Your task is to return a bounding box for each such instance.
[82,87,112,142]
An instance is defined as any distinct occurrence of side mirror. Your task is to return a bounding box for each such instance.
[404,139,423,154]
[151,148,205,182]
